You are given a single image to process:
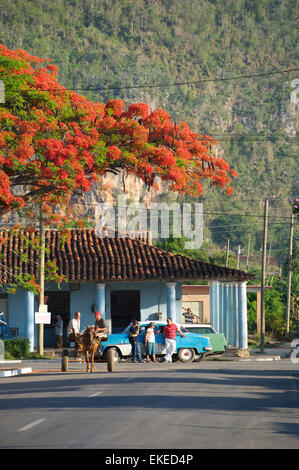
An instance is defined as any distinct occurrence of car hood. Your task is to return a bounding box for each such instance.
[184,332,212,346]
[101,333,129,344]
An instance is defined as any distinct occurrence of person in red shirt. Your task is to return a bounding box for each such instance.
[163,318,185,363]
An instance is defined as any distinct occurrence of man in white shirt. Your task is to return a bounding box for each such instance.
[67,312,81,358]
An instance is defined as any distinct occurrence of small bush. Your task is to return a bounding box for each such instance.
[4,337,30,359]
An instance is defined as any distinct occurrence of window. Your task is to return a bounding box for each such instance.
[182,301,203,323]
[110,290,140,333]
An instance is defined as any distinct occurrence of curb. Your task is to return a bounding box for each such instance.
[206,355,282,361]
[239,356,281,362]
[0,367,32,378]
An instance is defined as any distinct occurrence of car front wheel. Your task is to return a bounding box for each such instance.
[177,348,195,363]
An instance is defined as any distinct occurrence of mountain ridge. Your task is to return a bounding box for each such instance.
[0,0,298,265]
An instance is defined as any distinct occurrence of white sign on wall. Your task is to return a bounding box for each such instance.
[35,312,51,324]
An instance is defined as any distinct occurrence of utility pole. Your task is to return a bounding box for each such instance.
[246,233,251,271]
[286,212,294,337]
[266,236,273,278]
[260,199,268,353]
[37,204,45,356]
[237,245,241,270]
[225,238,230,268]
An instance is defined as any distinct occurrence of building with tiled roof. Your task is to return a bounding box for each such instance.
[0,229,254,351]
[0,229,254,284]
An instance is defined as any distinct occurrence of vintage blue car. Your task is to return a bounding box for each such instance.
[101,321,212,363]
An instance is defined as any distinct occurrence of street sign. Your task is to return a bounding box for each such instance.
[35,312,51,324]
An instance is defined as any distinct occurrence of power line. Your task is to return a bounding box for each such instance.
[55,202,299,220]
[212,137,298,142]
[2,67,299,93]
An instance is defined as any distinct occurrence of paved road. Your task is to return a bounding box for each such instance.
[0,360,298,450]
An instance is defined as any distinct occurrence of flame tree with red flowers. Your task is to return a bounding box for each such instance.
[0,44,237,218]
[0,44,238,299]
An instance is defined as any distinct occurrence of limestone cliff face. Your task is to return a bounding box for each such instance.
[69,170,168,230]
[0,170,168,228]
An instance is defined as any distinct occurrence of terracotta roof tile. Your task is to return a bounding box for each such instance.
[0,229,255,284]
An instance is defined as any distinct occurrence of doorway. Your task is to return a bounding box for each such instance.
[44,291,70,347]
[110,290,140,333]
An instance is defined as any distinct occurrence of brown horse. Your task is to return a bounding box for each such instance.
[76,326,100,372]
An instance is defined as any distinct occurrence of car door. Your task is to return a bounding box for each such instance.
[137,325,147,355]
[154,324,166,354]
[175,329,186,351]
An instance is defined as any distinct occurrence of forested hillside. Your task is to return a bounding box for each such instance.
[0,0,298,267]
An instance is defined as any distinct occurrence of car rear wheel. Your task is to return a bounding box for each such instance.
[177,348,195,363]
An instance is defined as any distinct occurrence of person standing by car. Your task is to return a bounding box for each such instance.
[129,320,143,363]
[145,322,157,363]
[163,317,185,363]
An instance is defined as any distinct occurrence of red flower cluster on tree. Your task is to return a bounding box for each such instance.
[0,44,237,219]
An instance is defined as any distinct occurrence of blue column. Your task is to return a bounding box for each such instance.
[231,283,239,348]
[96,283,106,315]
[221,283,227,340]
[96,283,109,332]
[227,283,235,346]
[96,282,112,333]
[217,282,226,333]
[238,282,248,349]
[209,281,214,327]
[209,282,217,332]
[166,282,177,322]
[217,283,221,333]
[25,290,35,352]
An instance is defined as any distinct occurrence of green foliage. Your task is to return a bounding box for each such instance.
[264,274,299,338]
[154,236,237,267]
[247,293,257,333]
[247,265,299,337]
[4,337,30,359]
[155,236,210,262]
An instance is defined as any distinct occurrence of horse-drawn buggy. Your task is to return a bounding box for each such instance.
[73,327,108,372]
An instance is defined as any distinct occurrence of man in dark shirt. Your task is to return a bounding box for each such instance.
[94,311,108,340]
[129,320,143,363]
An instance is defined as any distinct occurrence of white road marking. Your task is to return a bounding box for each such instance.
[17,419,45,432]
[124,377,133,381]
[88,391,103,397]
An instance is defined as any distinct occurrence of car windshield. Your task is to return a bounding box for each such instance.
[186,327,214,334]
